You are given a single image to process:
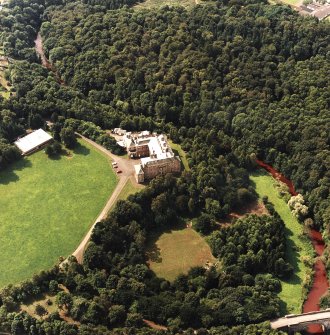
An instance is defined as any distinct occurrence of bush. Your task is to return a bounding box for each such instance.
[45,141,62,157]
[194,213,215,235]
[35,304,47,316]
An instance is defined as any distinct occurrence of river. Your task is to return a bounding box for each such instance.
[35,33,64,84]
[256,160,329,334]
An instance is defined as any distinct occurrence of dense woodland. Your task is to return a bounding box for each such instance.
[0,0,328,333]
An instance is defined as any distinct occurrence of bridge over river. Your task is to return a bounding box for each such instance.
[271,309,330,333]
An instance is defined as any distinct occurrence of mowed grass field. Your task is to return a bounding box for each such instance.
[0,139,117,287]
[250,170,314,314]
[147,226,216,281]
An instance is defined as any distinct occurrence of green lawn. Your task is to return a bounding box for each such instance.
[0,90,10,99]
[133,0,213,10]
[117,178,143,202]
[111,178,144,211]
[168,140,190,171]
[268,0,301,5]
[279,0,301,5]
[250,170,314,314]
[134,0,197,9]
[0,139,117,287]
[147,226,216,282]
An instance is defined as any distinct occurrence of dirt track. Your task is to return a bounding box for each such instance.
[71,134,139,263]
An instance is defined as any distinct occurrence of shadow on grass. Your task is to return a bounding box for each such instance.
[145,220,187,264]
[250,168,268,180]
[284,225,302,284]
[73,142,90,156]
[279,300,288,315]
[146,244,162,263]
[47,151,64,161]
[250,168,302,314]
[0,158,32,185]
[171,147,185,171]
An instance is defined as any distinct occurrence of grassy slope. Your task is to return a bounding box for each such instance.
[268,0,301,6]
[134,0,196,9]
[134,0,214,9]
[111,178,144,211]
[147,226,216,282]
[117,178,143,202]
[0,139,117,287]
[168,140,190,171]
[250,170,314,314]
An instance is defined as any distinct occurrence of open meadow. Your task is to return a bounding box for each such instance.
[250,170,314,314]
[134,0,213,10]
[0,139,117,287]
[134,0,196,9]
[147,225,216,281]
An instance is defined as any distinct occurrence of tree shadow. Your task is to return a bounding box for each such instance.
[145,220,188,264]
[250,168,268,181]
[283,226,302,283]
[47,153,62,161]
[0,158,32,185]
[146,244,162,263]
[278,299,288,316]
[73,142,90,156]
[171,147,185,171]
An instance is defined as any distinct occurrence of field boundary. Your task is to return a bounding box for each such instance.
[71,134,138,263]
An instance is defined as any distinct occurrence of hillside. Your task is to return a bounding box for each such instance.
[0,0,328,333]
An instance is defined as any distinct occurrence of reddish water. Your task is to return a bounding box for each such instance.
[35,33,64,85]
[256,160,329,335]
[255,159,297,196]
[303,229,329,334]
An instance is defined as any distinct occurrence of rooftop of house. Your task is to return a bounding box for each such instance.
[14,129,53,154]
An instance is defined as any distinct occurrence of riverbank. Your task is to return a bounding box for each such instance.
[35,33,64,84]
[250,170,315,314]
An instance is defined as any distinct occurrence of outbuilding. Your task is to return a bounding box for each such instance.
[14,129,53,155]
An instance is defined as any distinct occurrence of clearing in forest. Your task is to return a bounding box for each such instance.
[250,170,314,314]
[147,225,216,282]
[0,139,117,287]
[269,0,302,6]
[0,52,12,99]
[134,0,213,10]
[134,0,195,9]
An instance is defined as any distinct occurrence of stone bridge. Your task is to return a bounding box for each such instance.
[271,309,330,333]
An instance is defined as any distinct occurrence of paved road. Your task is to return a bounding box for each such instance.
[271,310,330,329]
[71,134,140,264]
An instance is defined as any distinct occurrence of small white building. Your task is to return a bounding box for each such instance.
[14,129,53,155]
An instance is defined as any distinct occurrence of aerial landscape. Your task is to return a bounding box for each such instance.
[0,0,328,333]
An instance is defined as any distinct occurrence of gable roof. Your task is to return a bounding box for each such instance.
[14,129,52,154]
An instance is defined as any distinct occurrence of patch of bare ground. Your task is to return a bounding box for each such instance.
[20,285,79,326]
[59,309,80,326]
[218,200,269,226]
[143,319,168,331]
[21,295,57,320]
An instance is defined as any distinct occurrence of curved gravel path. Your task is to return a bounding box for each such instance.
[71,134,138,264]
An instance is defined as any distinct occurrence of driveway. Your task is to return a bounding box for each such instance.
[70,134,141,264]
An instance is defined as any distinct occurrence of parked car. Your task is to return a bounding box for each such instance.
[117,170,122,174]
